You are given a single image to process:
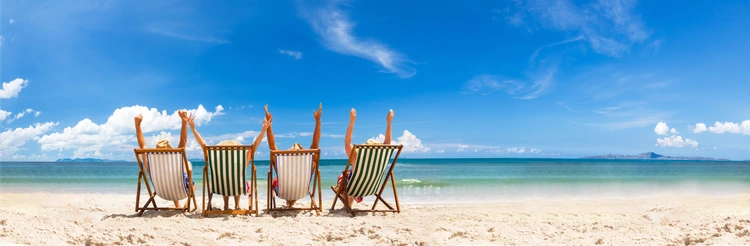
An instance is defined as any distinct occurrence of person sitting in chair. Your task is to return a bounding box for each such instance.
[263,103,322,208]
[335,108,394,208]
[182,112,269,210]
[134,110,193,208]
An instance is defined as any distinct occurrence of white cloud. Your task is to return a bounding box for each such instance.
[656,135,699,148]
[457,144,469,152]
[0,110,11,121]
[37,104,224,157]
[529,148,542,153]
[712,146,718,150]
[9,19,14,25]
[371,130,430,153]
[506,147,526,153]
[0,78,29,99]
[436,149,444,154]
[670,128,678,135]
[303,3,416,78]
[0,122,58,158]
[5,109,41,123]
[12,112,25,120]
[654,122,669,135]
[504,0,650,57]
[704,120,750,135]
[692,123,707,134]
[278,49,303,60]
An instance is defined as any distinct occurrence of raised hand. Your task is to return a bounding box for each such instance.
[135,114,143,125]
[178,110,188,121]
[386,109,394,122]
[187,112,197,129]
[313,103,322,121]
[350,108,356,122]
[264,104,272,122]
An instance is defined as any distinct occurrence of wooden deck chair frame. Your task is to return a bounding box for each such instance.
[201,145,258,216]
[267,149,322,216]
[134,148,197,217]
[330,144,403,216]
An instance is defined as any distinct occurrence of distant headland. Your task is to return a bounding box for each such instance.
[582,152,730,161]
[55,158,127,162]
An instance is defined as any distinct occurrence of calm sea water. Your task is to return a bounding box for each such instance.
[1,159,749,203]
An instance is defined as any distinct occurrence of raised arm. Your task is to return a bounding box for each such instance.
[185,113,207,149]
[135,114,147,149]
[264,105,278,151]
[254,118,270,152]
[310,103,322,149]
[384,109,394,144]
[177,110,188,148]
[344,108,356,157]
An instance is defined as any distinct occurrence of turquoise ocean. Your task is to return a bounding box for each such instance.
[1,159,749,203]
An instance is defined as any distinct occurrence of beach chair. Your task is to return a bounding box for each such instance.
[330,144,403,216]
[202,145,258,216]
[133,148,197,217]
[267,149,322,215]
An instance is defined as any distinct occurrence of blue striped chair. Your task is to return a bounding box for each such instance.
[331,144,404,216]
[133,148,197,216]
[202,145,258,216]
[267,149,322,215]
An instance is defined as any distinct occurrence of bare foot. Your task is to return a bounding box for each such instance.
[286,200,297,208]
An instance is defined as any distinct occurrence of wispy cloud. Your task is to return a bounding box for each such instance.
[556,102,578,113]
[503,0,651,57]
[278,49,303,60]
[462,66,556,100]
[147,26,230,44]
[529,35,584,64]
[301,2,416,78]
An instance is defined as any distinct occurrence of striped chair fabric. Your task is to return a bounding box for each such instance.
[207,149,247,197]
[346,146,397,197]
[147,152,188,201]
[275,153,314,201]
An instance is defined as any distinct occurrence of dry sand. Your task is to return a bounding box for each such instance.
[1,193,749,245]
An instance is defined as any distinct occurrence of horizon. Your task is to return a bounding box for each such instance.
[2,1,750,161]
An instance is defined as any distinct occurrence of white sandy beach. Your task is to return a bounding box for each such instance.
[1,193,749,245]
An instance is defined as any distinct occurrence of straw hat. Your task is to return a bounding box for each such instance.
[218,140,242,146]
[365,139,382,145]
[288,142,303,150]
[156,139,172,148]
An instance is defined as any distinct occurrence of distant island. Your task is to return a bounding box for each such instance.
[582,152,730,161]
[55,158,127,162]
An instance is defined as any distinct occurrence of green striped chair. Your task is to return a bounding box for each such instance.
[202,145,258,216]
[133,148,197,217]
[331,144,404,216]
[267,149,322,215]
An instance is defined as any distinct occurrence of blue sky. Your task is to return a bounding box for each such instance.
[1,0,749,161]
